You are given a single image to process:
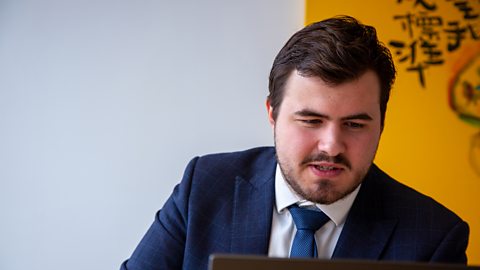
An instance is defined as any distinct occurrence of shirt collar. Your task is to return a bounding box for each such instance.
[274,163,360,227]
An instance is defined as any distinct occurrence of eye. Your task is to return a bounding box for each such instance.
[298,119,323,126]
[344,121,365,129]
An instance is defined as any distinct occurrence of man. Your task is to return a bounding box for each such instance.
[120,16,469,270]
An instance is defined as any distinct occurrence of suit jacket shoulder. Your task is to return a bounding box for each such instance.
[193,146,276,186]
[333,164,470,263]
[121,147,277,270]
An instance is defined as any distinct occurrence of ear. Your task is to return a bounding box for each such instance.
[266,99,275,128]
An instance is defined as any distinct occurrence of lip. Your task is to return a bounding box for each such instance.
[308,163,345,178]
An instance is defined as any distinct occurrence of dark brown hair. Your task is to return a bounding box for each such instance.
[268,15,396,127]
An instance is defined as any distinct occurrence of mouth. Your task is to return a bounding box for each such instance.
[309,163,345,177]
[313,165,341,171]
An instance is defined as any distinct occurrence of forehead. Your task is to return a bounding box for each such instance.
[282,70,381,115]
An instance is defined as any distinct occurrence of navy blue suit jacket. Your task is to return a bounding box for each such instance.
[121,147,469,270]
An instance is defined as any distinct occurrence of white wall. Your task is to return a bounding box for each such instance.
[0,1,304,269]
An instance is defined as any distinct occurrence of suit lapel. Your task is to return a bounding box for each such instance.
[332,165,398,260]
[333,213,397,259]
[230,153,276,255]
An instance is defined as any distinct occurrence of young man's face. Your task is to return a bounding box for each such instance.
[268,70,383,204]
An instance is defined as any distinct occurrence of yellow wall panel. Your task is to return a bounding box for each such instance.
[306,0,479,264]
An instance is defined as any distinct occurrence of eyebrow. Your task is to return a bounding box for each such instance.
[294,109,373,121]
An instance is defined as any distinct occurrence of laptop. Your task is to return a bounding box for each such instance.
[208,254,480,270]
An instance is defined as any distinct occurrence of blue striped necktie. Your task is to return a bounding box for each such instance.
[288,204,330,258]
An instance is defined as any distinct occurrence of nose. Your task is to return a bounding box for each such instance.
[317,124,345,157]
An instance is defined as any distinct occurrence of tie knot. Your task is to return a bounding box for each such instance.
[288,204,330,231]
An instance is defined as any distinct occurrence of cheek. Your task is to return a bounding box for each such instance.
[276,125,316,156]
[348,133,380,162]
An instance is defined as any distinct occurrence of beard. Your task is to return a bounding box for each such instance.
[276,151,369,205]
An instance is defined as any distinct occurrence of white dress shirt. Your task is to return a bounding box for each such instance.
[268,164,361,258]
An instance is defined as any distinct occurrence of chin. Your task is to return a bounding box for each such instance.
[306,190,343,205]
[305,180,357,205]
